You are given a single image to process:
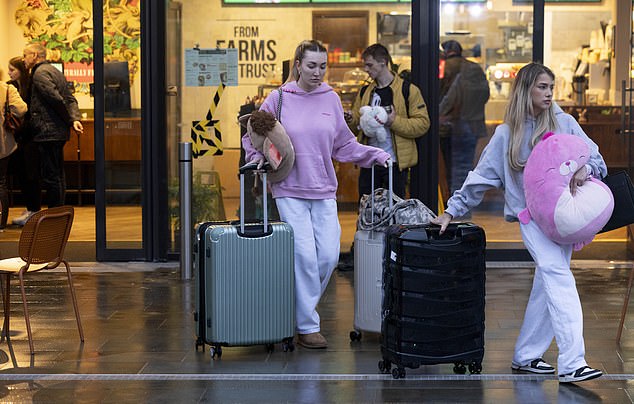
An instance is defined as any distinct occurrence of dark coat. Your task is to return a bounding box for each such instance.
[28,62,81,142]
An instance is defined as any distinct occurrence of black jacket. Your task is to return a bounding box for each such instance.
[28,62,81,142]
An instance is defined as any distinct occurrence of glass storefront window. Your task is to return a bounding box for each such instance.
[168,1,412,254]
[439,3,533,249]
[102,0,143,250]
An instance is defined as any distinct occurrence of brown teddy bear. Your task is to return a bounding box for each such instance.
[243,110,295,183]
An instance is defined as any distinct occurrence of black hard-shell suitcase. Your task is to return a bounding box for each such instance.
[379,222,486,379]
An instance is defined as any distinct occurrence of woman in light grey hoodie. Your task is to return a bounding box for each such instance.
[432,63,606,384]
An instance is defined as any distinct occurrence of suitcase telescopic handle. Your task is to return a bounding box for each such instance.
[370,159,393,232]
[239,162,271,234]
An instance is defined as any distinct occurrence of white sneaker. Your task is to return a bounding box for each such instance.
[511,358,556,374]
[12,210,35,226]
[558,366,603,383]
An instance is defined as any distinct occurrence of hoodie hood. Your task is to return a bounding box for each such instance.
[281,81,334,96]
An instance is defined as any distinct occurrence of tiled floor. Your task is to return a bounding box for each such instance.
[0,260,631,402]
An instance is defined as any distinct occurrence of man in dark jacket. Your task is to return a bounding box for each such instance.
[17,43,83,221]
[439,40,489,200]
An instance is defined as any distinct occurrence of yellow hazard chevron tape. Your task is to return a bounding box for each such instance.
[191,84,225,158]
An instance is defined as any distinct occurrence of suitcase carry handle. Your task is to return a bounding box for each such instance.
[370,159,393,232]
[239,162,272,235]
[239,161,271,174]
[401,223,464,245]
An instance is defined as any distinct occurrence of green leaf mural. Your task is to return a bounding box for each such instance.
[15,0,141,83]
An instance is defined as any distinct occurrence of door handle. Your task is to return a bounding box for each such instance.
[620,80,634,135]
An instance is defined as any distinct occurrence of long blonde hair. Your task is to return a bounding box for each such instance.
[286,39,327,83]
[504,63,558,171]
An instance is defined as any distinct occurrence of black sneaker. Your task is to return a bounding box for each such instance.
[511,358,556,374]
[558,366,603,383]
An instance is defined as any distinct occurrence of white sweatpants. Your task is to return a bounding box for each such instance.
[513,220,587,374]
[275,197,341,334]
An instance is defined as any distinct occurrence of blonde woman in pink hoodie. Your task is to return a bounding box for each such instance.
[243,40,390,349]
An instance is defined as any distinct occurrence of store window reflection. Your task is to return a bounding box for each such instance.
[545,3,626,252]
[103,0,143,249]
[440,4,533,248]
[171,1,413,256]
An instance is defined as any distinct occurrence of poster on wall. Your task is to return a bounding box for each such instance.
[185,48,238,87]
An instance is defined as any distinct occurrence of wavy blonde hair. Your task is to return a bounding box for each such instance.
[504,63,558,171]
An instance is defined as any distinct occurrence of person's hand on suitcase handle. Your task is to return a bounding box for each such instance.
[431,212,453,234]
[378,156,392,168]
[241,157,271,173]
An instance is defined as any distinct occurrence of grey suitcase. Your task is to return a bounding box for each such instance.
[350,162,393,340]
[194,164,295,359]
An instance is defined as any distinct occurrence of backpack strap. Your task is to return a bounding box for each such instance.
[401,79,410,118]
[359,84,369,101]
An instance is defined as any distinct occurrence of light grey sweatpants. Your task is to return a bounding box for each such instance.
[514,220,588,374]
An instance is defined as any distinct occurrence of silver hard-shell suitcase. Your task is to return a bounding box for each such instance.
[194,164,295,358]
[350,162,393,340]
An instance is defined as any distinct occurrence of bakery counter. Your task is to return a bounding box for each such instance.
[64,117,141,161]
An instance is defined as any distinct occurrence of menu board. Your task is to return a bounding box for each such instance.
[184,48,239,87]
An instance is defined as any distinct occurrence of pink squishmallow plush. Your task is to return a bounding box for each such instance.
[518,132,614,250]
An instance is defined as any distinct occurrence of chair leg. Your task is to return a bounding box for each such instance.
[617,266,634,344]
[17,272,33,355]
[1,274,10,342]
[64,261,84,342]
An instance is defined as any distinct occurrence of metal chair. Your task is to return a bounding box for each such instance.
[0,206,83,354]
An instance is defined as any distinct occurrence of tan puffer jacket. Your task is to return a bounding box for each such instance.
[349,75,430,170]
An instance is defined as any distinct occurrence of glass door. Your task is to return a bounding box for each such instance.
[94,0,145,260]
[438,2,534,256]
[626,0,634,255]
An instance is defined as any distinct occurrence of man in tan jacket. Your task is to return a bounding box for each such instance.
[347,43,430,199]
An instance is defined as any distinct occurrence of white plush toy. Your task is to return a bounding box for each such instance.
[359,105,388,143]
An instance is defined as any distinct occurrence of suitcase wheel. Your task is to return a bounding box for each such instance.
[349,330,362,342]
[391,367,406,379]
[453,362,466,374]
[282,338,295,352]
[195,337,204,351]
[378,359,391,374]
[468,361,482,374]
[210,345,222,360]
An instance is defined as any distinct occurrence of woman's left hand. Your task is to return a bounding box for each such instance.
[570,165,588,196]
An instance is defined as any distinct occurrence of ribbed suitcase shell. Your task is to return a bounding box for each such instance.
[380,223,486,377]
[195,220,294,347]
[353,230,384,334]
[353,163,393,336]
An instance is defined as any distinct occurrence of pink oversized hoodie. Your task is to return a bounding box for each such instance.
[242,81,390,200]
